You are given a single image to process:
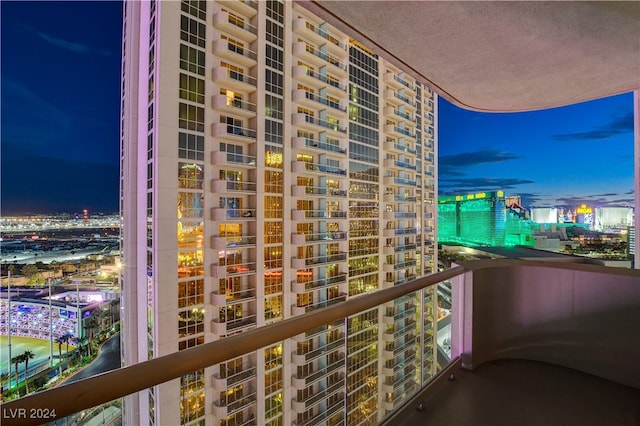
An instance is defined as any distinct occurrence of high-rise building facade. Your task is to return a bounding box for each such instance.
[119,1,438,425]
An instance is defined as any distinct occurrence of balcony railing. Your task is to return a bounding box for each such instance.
[301,67,346,91]
[296,137,346,153]
[302,114,347,133]
[3,260,639,426]
[302,90,346,111]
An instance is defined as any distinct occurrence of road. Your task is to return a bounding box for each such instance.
[64,333,121,384]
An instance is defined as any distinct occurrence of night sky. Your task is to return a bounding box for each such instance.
[1,2,635,215]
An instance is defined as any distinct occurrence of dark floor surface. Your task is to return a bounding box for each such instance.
[392,359,640,426]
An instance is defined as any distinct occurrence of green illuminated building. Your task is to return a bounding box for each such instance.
[438,191,534,247]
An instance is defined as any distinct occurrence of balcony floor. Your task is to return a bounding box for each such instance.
[393,359,640,426]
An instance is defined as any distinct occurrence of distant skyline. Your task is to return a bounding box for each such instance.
[439,93,635,209]
[1,2,635,215]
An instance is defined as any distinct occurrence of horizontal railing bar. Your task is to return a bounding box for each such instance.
[0,266,465,425]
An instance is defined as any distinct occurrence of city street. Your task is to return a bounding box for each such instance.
[63,333,121,384]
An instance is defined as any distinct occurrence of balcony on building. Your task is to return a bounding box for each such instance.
[384,89,417,111]
[384,139,416,155]
[383,192,417,203]
[211,313,257,338]
[382,227,418,238]
[293,89,347,112]
[383,158,417,171]
[292,159,347,177]
[292,136,347,154]
[219,0,258,18]
[212,122,257,143]
[291,231,347,245]
[291,208,347,221]
[291,292,348,315]
[292,65,347,94]
[292,41,347,76]
[383,176,417,187]
[8,260,640,426]
[383,210,417,220]
[211,235,256,250]
[211,150,256,169]
[210,261,257,278]
[212,39,258,68]
[212,94,257,118]
[385,124,417,141]
[213,11,257,42]
[384,72,417,94]
[423,152,435,164]
[423,112,434,125]
[211,387,256,419]
[383,242,417,255]
[384,106,416,124]
[291,273,347,293]
[291,184,347,198]
[291,354,346,389]
[292,112,347,136]
[210,285,256,306]
[291,252,347,269]
[211,178,257,195]
[291,380,344,413]
[210,206,257,222]
[211,366,257,392]
[291,334,345,365]
[212,66,257,92]
[293,17,348,56]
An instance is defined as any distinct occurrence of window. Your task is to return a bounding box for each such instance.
[265,145,283,168]
[264,196,283,219]
[179,44,205,75]
[178,163,203,190]
[180,15,206,48]
[264,171,283,193]
[265,94,282,119]
[178,279,204,308]
[178,103,204,132]
[178,307,204,337]
[266,20,283,47]
[264,295,283,321]
[222,35,244,55]
[265,44,283,71]
[265,119,282,144]
[178,132,204,161]
[265,69,283,95]
[227,11,245,28]
[264,221,283,244]
[179,74,205,103]
[181,0,206,20]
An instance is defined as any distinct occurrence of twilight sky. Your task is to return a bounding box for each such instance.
[0,1,635,215]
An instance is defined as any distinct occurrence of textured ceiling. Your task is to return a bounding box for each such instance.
[298,1,640,112]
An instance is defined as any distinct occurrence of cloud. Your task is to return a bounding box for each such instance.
[590,193,618,197]
[552,111,633,142]
[517,192,543,207]
[439,149,520,176]
[552,193,633,208]
[439,177,534,191]
[21,24,112,56]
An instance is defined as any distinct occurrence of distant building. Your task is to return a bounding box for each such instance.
[505,195,521,207]
[594,206,634,232]
[531,207,559,224]
[438,190,534,247]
